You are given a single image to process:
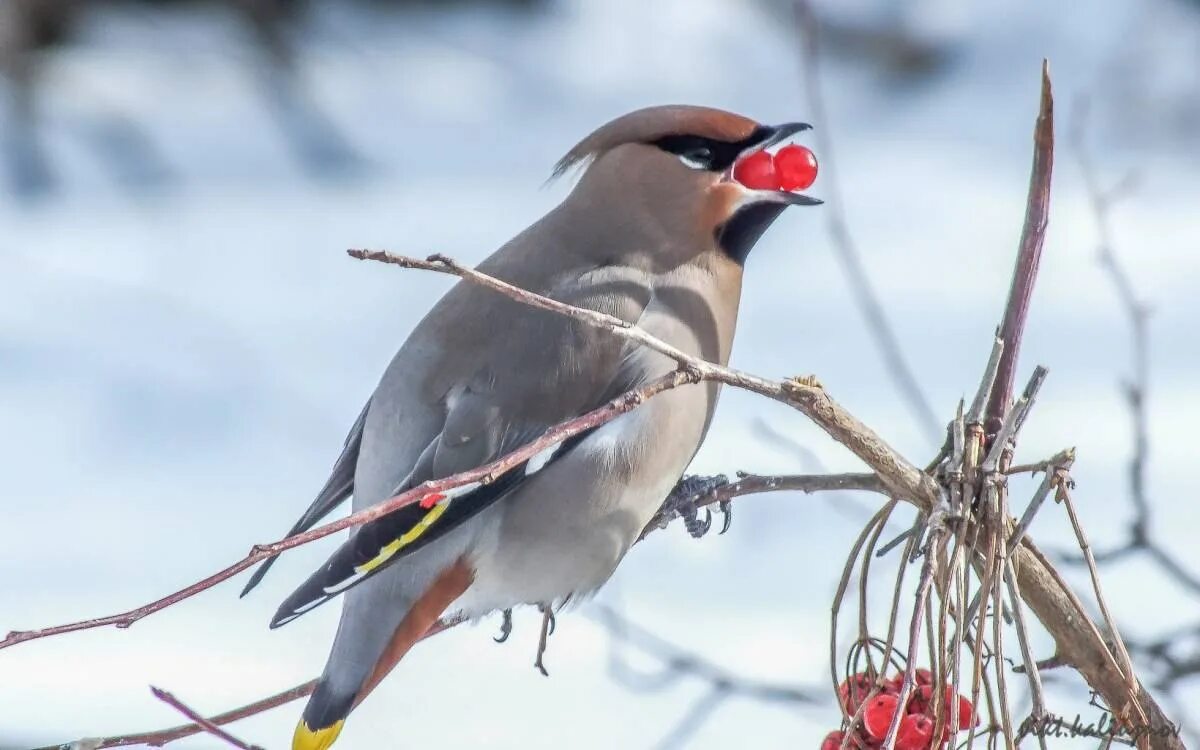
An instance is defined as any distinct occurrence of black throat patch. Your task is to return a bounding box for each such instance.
[714,202,788,264]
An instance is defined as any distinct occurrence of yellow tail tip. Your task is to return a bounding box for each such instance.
[293,718,344,750]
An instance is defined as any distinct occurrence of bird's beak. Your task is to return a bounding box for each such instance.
[724,122,822,207]
[753,122,812,152]
[748,189,824,207]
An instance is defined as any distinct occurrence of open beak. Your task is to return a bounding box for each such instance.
[724,122,822,206]
[755,122,812,151]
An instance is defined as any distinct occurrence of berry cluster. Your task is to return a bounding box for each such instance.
[731,144,818,191]
[821,669,978,750]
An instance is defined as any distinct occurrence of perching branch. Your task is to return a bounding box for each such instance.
[1,368,699,651]
[31,469,882,749]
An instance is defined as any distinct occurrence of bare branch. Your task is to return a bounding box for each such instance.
[30,681,316,750]
[1,368,701,651]
[149,688,266,750]
[33,467,875,749]
[984,60,1054,437]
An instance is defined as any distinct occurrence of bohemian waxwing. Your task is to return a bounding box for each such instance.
[242,104,821,749]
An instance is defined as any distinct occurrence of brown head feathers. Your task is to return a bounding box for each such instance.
[552,105,761,179]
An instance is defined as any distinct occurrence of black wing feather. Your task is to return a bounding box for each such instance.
[240,398,371,598]
[269,429,593,628]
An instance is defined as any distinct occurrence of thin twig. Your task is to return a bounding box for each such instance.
[2,369,700,650]
[149,687,266,750]
[1007,449,1075,555]
[30,682,317,750]
[1058,481,1140,708]
[37,468,864,749]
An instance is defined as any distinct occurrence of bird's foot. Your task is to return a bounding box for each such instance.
[662,474,730,539]
[493,608,513,643]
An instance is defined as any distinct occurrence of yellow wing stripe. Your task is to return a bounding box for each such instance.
[354,500,451,575]
[293,718,344,750]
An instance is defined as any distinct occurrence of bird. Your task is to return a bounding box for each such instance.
[242,104,821,750]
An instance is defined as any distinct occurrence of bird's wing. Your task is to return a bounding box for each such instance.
[271,256,658,627]
[268,367,644,628]
[240,398,371,597]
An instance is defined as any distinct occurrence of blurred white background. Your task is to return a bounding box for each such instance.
[2,0,1199,747]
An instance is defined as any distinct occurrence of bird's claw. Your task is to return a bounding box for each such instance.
[665,474,729,539]
[718,499,733,535]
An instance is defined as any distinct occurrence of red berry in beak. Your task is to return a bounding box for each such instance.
[774,144,819,190]
[732,150,780,190]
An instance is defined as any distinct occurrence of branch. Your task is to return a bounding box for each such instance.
[31,681,316,750]
[984,60,1054,437]
[35,468,877,749]
[149,688,265,750]
[2,368,701,651]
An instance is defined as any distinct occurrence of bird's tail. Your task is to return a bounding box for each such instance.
[292,558,473,750]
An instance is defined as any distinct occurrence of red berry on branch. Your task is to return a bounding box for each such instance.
[732,150,780,191]
[820,730,846,750]
[863,694,900,740]
[947,691,977,730]
[896,714,936,750]
[774,144,819,190]
[838,672,876,714]
[908,684,932,714]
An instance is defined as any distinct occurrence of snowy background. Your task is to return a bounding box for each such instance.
[2,0,1199,747]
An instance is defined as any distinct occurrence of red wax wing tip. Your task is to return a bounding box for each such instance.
[419,492,445,509]
[732,150,780,191]
[862,694,900,740]
[895,714,935,750]
[775,144,819,191]
[819,730,845,750]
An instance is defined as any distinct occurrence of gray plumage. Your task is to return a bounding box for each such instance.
[253,105,820,747]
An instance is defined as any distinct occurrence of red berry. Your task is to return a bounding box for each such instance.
[774,144,818,190]
[732,150,780,190]
[838,673,876,714]
[896,714,936,750]
[863,694,900,740]
[947,691,976,730]
[908,684,933,714]
[913,668,934,686]
[820,730,846,750]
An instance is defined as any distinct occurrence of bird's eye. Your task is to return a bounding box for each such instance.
[677,147,713,170]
